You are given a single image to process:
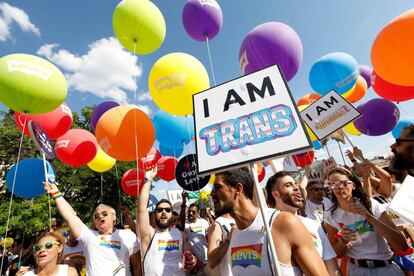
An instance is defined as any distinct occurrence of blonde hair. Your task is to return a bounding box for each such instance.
[35,232,65,263]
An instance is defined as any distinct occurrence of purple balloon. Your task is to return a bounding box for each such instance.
[182,0,223,42]
[239,22,303,81]
[91,101,120,131]
[359,64,373,88]
[354,98,400,136]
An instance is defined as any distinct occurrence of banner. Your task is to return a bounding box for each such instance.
[388,175,414,225]
[193,65,312,175]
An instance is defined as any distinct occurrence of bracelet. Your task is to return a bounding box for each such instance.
[52,193,63,200]
[51,191,60,197]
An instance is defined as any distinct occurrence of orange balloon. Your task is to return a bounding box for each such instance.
[297,93,321,106]
[95,106,155,161]
[343,76,367,103]
[371,8,414,86]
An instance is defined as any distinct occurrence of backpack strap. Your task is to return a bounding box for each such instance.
[142,231,156,275]
[266,209,279,276]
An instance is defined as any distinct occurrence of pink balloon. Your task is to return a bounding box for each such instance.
[55,129,98,167]
[141,148,162,169]
[157,156,178,181]
[14,103,73,140]
[121,168,145,197]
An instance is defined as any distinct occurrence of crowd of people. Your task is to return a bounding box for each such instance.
[1,125,414,275]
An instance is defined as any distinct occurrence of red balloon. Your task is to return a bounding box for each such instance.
[141,148,162,169]
[14,103,73,140]
[292,151,314,168]
[371,71,414,102]
[257,163,266,182]
[157,156,178,181]
[121,168,145,197]
[55,129,98,167]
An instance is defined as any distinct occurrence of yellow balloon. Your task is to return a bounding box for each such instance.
[87,147,116,172]
[149,52,210,116]
[298,104,318,141]
[208,174,216,185]
[343,121,361,136]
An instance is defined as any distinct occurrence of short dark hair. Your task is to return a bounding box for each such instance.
[155,199,172,210]
[216,167,254,200]
[265,171,292,207]
[403,124,414,137]
[306,180,323,190]
[188,203,199,211]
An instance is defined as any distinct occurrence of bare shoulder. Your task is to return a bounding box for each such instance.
[272,211,302,232]
[67,266,78,276]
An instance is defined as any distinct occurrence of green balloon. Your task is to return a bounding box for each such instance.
[113,0,166,55]
[0,54,67,114]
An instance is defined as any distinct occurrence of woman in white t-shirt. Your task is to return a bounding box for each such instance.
[16,232,77,276]
[324,167,408,275]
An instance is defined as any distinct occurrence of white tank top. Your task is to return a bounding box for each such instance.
[143,227,185,276]
[25,264,69,275]
[215,216,236,276]
[226,208,302,276]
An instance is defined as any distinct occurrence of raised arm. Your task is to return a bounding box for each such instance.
[44,182,84,239]
[367,161,393,198]
[179,191,188,229]
[121,206,136,234]
[136,167,157,248]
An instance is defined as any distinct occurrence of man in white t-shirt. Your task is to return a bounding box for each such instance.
[44,184,140,276]
[305,180,333,224]
[266,171,341,275]
[211,168,328,276]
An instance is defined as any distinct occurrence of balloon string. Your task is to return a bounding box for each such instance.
[0,116,27,273]
[342,131,355,148]
[41,153,52,230]
[100,174,104,202]
[324,143,331,158]
[337,141,347,166]
[115,163,123,227]
[205,36,217,86]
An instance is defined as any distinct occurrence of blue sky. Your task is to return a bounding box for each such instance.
[1,1,414,201]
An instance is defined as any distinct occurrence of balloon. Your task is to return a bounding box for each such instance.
[6,158,55,199]
[157,156,178,181]
[95,106,155,161]
[112,0,166,54]
[298,105,317,141]
[121,167,145,197]
[358,65,373,88]
[257,163,266,182]
[182,0,223,42]
[309,52,358,95]
[87,146,116,172]
[159,144,184,158]
[313,140,323,150]
[0,54,67,114]
[208,174,216,184]
[55,129,98,167]
[354,99,400,136]
[149,52,210,115]
[292,151,314,168]
[297,93,321,107]
[371,9,414,86]
[91,101,119,131]
[371,71,414,102]
[239,22,303,81]
[14,103,72,140]
[343,121,361,136]
[343,76,367,103]
[141,148,162,169]
[153,110,195,148]
[392,119,414,139]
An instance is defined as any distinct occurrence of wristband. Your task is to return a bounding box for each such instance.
[51,191,60,197]
[52,193,63,200]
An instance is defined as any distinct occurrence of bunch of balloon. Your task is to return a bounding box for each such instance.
[392,119,414,139]
[239,22,303,82]
[354,98,400,136]
[0,54,67,114]
[309,52,359,95]
[371,71,414,102]
[95,105,155,161]
[157,156,179,182]
[14,103,73,140]
[90,101,120,131]
[292,151,315,168]
[153,110,195,149]
[149,53,210,116]
[112,0,166,55]
[358,65,373,88]
[121,167,145,197]
[87,146,116,173]
[55,129,98,167]
[342,76,367,104]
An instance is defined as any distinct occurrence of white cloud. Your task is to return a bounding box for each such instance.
[137,91,152,102]
[37,37,143,105]
[0,2,40,41]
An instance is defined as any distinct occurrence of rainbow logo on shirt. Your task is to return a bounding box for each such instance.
[344,219,374,234]
[190,226,203,233]
[231,244,262,268]
[99,237,121,250]
[158,239,180,251]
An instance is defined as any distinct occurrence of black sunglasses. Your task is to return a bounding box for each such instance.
[94,210,110,220]
[396,138,414,144]
[155,207,172,213]
[33,241,61,253]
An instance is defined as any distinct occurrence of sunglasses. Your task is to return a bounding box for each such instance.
[33,241,61,253]
[324,180,352,189]
[155,207,172,213]
[396,138,414,144]
[94,210,110,220]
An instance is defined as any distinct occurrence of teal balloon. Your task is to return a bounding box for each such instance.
[6,158,55,199]
[313,140,322,150]
[309,52,358,95]
[159,144,184,157]
[0,54,67,114]
[153,110,194,148]
[392,119,414,138]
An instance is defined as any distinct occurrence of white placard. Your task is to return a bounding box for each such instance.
[166,189,184,206]
[300,90,361,140]
[193,65,312,175]
[387,175,414,225]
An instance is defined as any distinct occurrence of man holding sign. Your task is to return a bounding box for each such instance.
[210,167,328,276]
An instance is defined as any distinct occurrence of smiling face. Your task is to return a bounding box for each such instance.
[327,173,355,201]
[33,235,62,267]
[93,206,116,234]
